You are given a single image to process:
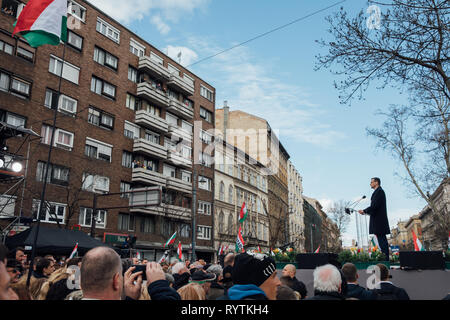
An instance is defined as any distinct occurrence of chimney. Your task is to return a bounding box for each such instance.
[223,100,229,142]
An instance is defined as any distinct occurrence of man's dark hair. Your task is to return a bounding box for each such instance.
[341,263,358,283]
[372,177,381,185]
[35,258,52,274]
[276,285,298,300]
[81,247,122,294]
[280,275,295,289]
[7,247,25,260]
[0,243,8,262]
[376,264,389,281]
[66,257,82,267]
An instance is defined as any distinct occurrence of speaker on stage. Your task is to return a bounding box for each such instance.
[399,251,445,270]
[296,253,340,269]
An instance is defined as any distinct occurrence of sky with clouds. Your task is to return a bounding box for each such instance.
[88,0,428,246]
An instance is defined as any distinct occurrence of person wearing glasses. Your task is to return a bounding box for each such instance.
[6,260,21,283]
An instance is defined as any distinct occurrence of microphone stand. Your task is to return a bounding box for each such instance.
[345,196,366,249]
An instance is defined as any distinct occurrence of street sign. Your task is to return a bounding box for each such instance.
[103,232,128,245]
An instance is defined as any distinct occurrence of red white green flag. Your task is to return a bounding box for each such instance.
[68,242,78,259]
[177,242,183,261]
[239,202,248,223]
[218,245,224,256]
[164,231,177,247]
[258,245,262,253]
[13,0,68,48]
[235,225,245,252]
[314,245,321,253]
[412,230,425,251]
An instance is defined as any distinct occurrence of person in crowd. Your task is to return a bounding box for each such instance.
[371,263,410,300]
[189,270,216,296]
[224,253,235,267]
[171,261,191,290]
[177,282,206,300]
[276,285,299,300]
[220,252,280,300]
[306,264,345,300]
[0,244,19,300]
[165,273,175,287]
[221,252,235,294]
[279,276,301,300]
[33,257,55,279]
[281,263,307,299]
[161,262,169,273]
[40,258,82,300]
[341,263,377,300]
[206,264,224,300]
[6,259,21,284]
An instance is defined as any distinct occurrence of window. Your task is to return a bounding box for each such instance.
[163,164,176,178]
[200,85,214,101]
[140,216,155,234]
[120,181,131,198]
[198,176,211,191]
[145,130,160,145]
[198,201,212,215]
[0,71,31,98]
[126,93,138,110]
[199,107,212,123]
[184,74,194,87]
[122,151,133,168]
[44,89,77,115]
[197,225,211,240]
[199,152,213,168]
[118,213,134,231]
[168,64,179,76]
[181,171,191,183]
[218,211,224,233]
[0,195,16,218]
[67,30,83,50]
[199,130,213,144]
[150,52,163,65]
[91,76,116,99]
[180,145,192,160]
[82,173,110,193]
[16,47,33,61]
[165,112,178,126]
[228,214,234,234]
[124,121,140,139]
[32,200,66,224]
[229,185,234,204]
[1,0,24,18]
[130,38,145,57]
[79,207,107,229]
[0,40,13,55]
[68,0,86,22]
[87,107,114,130]
[128,66,137,83]
[85,137,113,162]
[139,100,161,117]
[181,120,192,133]
[49,55,80,84]
[36,161,70,186]
[41,125,74,151]
[94,46,118,70]
[134,157,157,171]
[179,223,190,238]
[96,17,120,43]
[219,182,225,201]
[1,111,25,127]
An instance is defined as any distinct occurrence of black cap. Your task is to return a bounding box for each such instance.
[190,270,216,283]
[232,252,276,287]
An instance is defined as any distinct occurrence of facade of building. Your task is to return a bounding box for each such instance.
[214,140,269,260]
[0,0,215,261]
[215,106,290,248]
[287,160,305,252]
[303,197,322,253]
[404,215,423,251]
[389,221,408,249]
[419,178,450,251]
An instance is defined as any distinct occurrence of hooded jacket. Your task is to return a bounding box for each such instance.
[226,284,268,300]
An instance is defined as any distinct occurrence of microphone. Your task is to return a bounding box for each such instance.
[345,196,367,215]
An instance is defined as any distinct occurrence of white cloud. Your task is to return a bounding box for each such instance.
[89,0,209,33]
[165,45,199,66]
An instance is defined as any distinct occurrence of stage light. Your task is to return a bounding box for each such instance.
[12,161,23,172]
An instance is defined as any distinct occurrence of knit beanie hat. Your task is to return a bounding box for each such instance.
[232,252,276,287]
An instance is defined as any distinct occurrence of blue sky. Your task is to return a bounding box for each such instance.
[89,0,427,246]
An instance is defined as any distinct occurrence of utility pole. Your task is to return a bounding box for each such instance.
[191,169,197,261]
[90,193,97,238]
[310,223,315,252]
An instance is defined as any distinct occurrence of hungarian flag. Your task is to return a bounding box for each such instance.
[68,243,78,259]
[239,202,248,223]
[412,230,425,251]
[258,245,262,253]
[177,242,183,261]
[13,0,68,48]
[135,251,141,260]
[164,231,177,247]
[235,225,245,252]
[370,235,380,250]
[158,252,168,264]
[314,245,320,253]
[218,245,224,256]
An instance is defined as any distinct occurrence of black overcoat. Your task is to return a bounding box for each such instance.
[363,187,390,235]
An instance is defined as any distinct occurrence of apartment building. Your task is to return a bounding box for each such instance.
[287,160,305,252]
[0,0,215,261]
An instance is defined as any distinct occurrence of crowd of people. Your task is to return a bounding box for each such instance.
[1,243,449,301]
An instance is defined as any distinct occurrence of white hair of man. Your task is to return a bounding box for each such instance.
[171,262,187,275]
[313,264,342,293]
[206,264,223,279]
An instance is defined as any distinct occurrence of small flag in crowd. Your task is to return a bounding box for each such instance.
[370,235,380,249]
[314,245,320,253]
[135,251,141,260]
[412,230,425,251]
[68,243,78,259]
[158,251,169,264]
[177,242,183,261]
[218,245,224,256]
[235,225,245,253]
[13,0,68,48]
[239,202,248,223]
[164,231,177,247]
[258,245,262,253]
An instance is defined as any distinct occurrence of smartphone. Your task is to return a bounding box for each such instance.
[131,265,147,280]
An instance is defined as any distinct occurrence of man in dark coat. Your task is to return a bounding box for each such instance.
[341,263,377,300]
[371,264,409,300]
[358,177,390,260]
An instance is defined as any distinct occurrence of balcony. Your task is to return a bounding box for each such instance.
[167,150,192,169]
[167,98,194,120]
[166,176,192,194]
[167,73,195,97]
[168,125,192,144]
[137,82,169,108]
[130,204,192,221]
[135,110,168,133]
[138,56,170,81]
[133,138,167,160]
[132,167,166,187]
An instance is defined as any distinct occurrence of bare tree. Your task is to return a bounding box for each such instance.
[328,200,352,237]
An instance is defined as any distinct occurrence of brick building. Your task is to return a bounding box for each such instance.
[0,0,216,262]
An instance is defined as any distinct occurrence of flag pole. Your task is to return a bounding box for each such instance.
[26,42,67,287]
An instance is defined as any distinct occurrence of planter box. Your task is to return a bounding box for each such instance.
[351,261,390,270]
[276,262,297,269]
